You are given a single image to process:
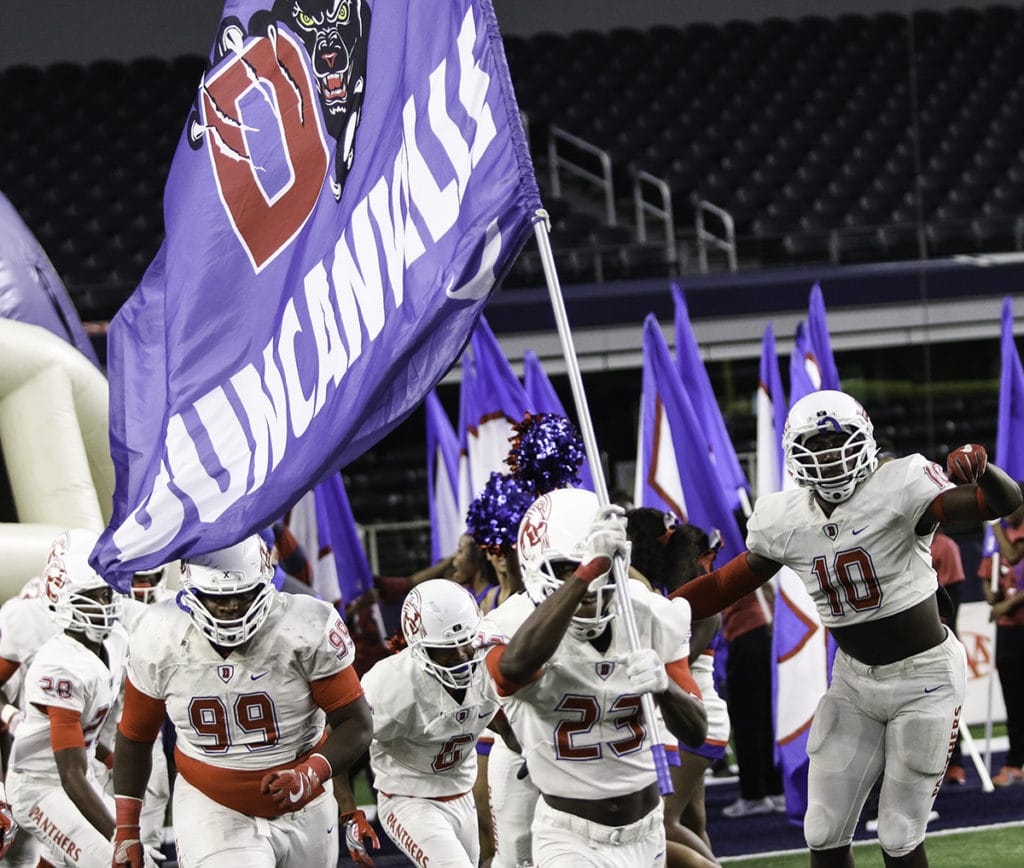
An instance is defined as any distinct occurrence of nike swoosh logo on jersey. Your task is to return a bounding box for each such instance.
[924,685,942,693]
[478,711,492,718]
[250,672,268,680]
[852,527,868,535]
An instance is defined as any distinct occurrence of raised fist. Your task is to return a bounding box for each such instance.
[342,809,379,867]
[947,443,988,484]
[577,506,629,591]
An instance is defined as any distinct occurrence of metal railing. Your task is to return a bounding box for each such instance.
[695,199,738,272]
[632,170,677,266]
[548,126,617,225]
[360,518,431,576]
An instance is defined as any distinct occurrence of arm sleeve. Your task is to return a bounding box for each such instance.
[47,706,86,752]
[669,553,766,620]
[309,667,364,713]
[117,678,167,743]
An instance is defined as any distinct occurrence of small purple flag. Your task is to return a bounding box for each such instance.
[460,316,533,501]
[92,0,541,587]
[756,324,787,497]
[426,390,462,562]
[637,315,745,563]
[807,284,841,392]
[672,283,750,512]
[314,474,374,605]
[997,296,1024,481]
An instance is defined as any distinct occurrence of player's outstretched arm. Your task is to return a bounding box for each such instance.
[669,552,780,620]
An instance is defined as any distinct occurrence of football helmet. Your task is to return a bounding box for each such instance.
[130,565,167,604]
[401,580,483,689]
[178,535,275,647]
[517,488,616,640]
[44,529,122,643]
[783,390,878,503]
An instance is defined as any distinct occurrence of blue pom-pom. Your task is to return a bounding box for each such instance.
[507,413,585,494]
[466,472,536,554]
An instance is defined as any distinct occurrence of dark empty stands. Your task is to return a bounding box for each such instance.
[5,6,1024,317]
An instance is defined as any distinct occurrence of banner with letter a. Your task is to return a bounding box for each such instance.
[92,0,541,588]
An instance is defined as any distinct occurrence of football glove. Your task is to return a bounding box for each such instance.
[259,753,331,812]
[0,787,17,859]
[625,648,669,694]
[341,809,379,867]
[947,443,987,484]
[0,703,23,736]
[576,506,629,591]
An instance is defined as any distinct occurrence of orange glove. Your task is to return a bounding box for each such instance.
[259,753,331,811]
[947,443,987,483]
[341,809,379,867]
[111,796,143,868]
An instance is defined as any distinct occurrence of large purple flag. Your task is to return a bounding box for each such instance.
[672,283,750,512]
[807,284,841,392]
[522,349,594,490]
[426,390,462,562]
[460,316,533,501]
[637,315,745,563]
[92,0,541,587]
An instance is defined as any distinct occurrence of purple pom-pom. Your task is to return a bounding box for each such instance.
[466,472,536,554]
[507,413,585,494]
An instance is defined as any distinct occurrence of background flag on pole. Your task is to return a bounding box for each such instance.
[997,296,1024,481]
[460,316,534,503]
[426,390,462,563]
[770,289,842,824]
[807,283,841,392]
[672,283,750,513]
[637,315,745,563]
[522,349,594,490]
[756,324,787,498]
[93,0,542,587]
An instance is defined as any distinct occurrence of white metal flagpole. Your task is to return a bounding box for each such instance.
[532,217,673,795]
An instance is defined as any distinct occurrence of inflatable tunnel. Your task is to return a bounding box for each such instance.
[0,318,113,598]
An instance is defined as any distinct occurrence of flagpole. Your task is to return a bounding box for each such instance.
[533,219,673,795]
[985,549,1001,773]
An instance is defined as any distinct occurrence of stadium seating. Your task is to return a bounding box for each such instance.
[5,6,1024,316]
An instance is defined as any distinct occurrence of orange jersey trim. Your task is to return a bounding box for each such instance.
[484,645,541,697]
[118,679,167,743]
[0,658,20,684]
[173,732,327,819]
[310,667,364,713]
[46,706,85,752]
[666,658,702,700]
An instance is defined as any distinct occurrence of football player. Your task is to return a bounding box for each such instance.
[110,535,373,868]
[4,529,144,867]
[671,390,1024,868]
[483,488,707,866]
[338,579,502,866]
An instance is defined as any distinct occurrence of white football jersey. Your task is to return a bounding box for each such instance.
[489,580,692,801]
[11,628,129,782]
[747,454,954,627]
[127,591,355,770]
[361,649,500,797]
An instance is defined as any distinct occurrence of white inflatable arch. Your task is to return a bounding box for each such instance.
[0,318,113,599]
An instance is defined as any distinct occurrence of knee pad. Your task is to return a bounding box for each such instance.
[803,801,852,851]
[877,812,925,858]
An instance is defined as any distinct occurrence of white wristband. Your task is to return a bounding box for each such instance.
[987,518,1002,527]
[0,704,19,727]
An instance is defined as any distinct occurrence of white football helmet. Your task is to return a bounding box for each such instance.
[783,390,878,503]
[517,488,616,640]
[401,580,483,689]
[44,529,122,643]
[178,535,275,647]
[130,565,168,604]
